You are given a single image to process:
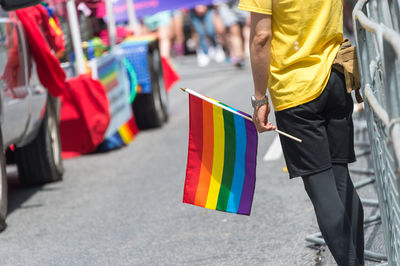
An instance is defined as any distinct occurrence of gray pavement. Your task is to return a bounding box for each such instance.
[0,56,385,265]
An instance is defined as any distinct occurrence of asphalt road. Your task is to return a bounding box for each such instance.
[0,56,385,265]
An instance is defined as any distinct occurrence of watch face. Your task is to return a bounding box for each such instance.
[251,96,266,107]
[251,96,257,107]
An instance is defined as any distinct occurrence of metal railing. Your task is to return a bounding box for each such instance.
[353,0,400,265]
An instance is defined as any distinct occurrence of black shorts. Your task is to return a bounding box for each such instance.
[275,69,356,178]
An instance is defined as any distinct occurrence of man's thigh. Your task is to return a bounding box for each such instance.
[275,100,331,178]
[275,69,355,178]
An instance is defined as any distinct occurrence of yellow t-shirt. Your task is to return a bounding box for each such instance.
[239,0,343,111]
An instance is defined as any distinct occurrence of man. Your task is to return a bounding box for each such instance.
[238,1,364,265]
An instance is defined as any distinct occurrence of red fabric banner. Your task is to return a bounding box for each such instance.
[15,6,67,97]
[16,6,111,158]
[60,74,110,158]
[161,56,180,92]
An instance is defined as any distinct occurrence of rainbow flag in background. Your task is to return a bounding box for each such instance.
[98,58,119,92]
[118,116,139,144]
[183,93,258,215]
[98,116,139,152]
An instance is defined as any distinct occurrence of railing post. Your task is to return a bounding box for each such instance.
[105,0,116,48]
[66,0,86,75]
[126,0,139,33]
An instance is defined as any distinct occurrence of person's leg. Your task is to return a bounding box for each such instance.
[219,5,245,64]
[332,163,365,265]
[229,23,244,65]
[213,8,227,43]
[190,10,208,54]
[302,169,359,266]
[201,8,225,62]
[321,68,363,263]
[171,11,185,56]
[158,25,172,58]
[203,9,217,47]
[242,16,250,57]
[144,11,173,58]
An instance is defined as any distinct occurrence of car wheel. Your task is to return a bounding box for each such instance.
[15,96,64,186]
[151,45,169,123]
[0,127,7,232]
[132,43,169,129]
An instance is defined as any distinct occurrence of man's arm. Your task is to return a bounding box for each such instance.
[249,12,275,132]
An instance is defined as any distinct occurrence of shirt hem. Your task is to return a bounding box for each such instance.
[332,158,357,164]
[288,164,332,179]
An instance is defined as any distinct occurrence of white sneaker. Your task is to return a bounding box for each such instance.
[214,45,226,63]
[197,49,210,67]
[208,46,215,60]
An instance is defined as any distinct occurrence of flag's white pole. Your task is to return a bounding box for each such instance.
[182,88,252,121]
[181,88,302,143]
[275,129,302,143]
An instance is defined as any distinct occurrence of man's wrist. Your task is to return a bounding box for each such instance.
[251,94,269,108]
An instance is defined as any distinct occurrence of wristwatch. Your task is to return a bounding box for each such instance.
[251,95,268,108]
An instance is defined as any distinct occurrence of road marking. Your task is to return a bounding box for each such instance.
[263,135,283,161]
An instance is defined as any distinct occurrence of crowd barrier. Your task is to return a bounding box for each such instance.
[353,0,400,265]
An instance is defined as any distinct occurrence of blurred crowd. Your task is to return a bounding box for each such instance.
[136,0,357,68]
[137,0,250,68]
[39,0,357,69]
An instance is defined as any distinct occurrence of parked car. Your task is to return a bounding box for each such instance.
[0,0,64,231]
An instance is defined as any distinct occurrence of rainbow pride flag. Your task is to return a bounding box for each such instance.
[97,116,139,152]
[183,90,258,215]
[118,116,139,144]
[98,58,119,92]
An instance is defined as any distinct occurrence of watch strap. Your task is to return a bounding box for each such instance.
[251,95,268,108]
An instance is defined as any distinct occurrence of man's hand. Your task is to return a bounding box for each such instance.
[252,103,276,133]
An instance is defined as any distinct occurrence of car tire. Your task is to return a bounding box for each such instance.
[132,43,169,129]
[151,44,169,124]
[0,127,8,232]
[15,96,64,186]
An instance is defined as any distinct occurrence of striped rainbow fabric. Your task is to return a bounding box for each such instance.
[118,116,139,144]
[98,58,119,92]
[183,93,258,215]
